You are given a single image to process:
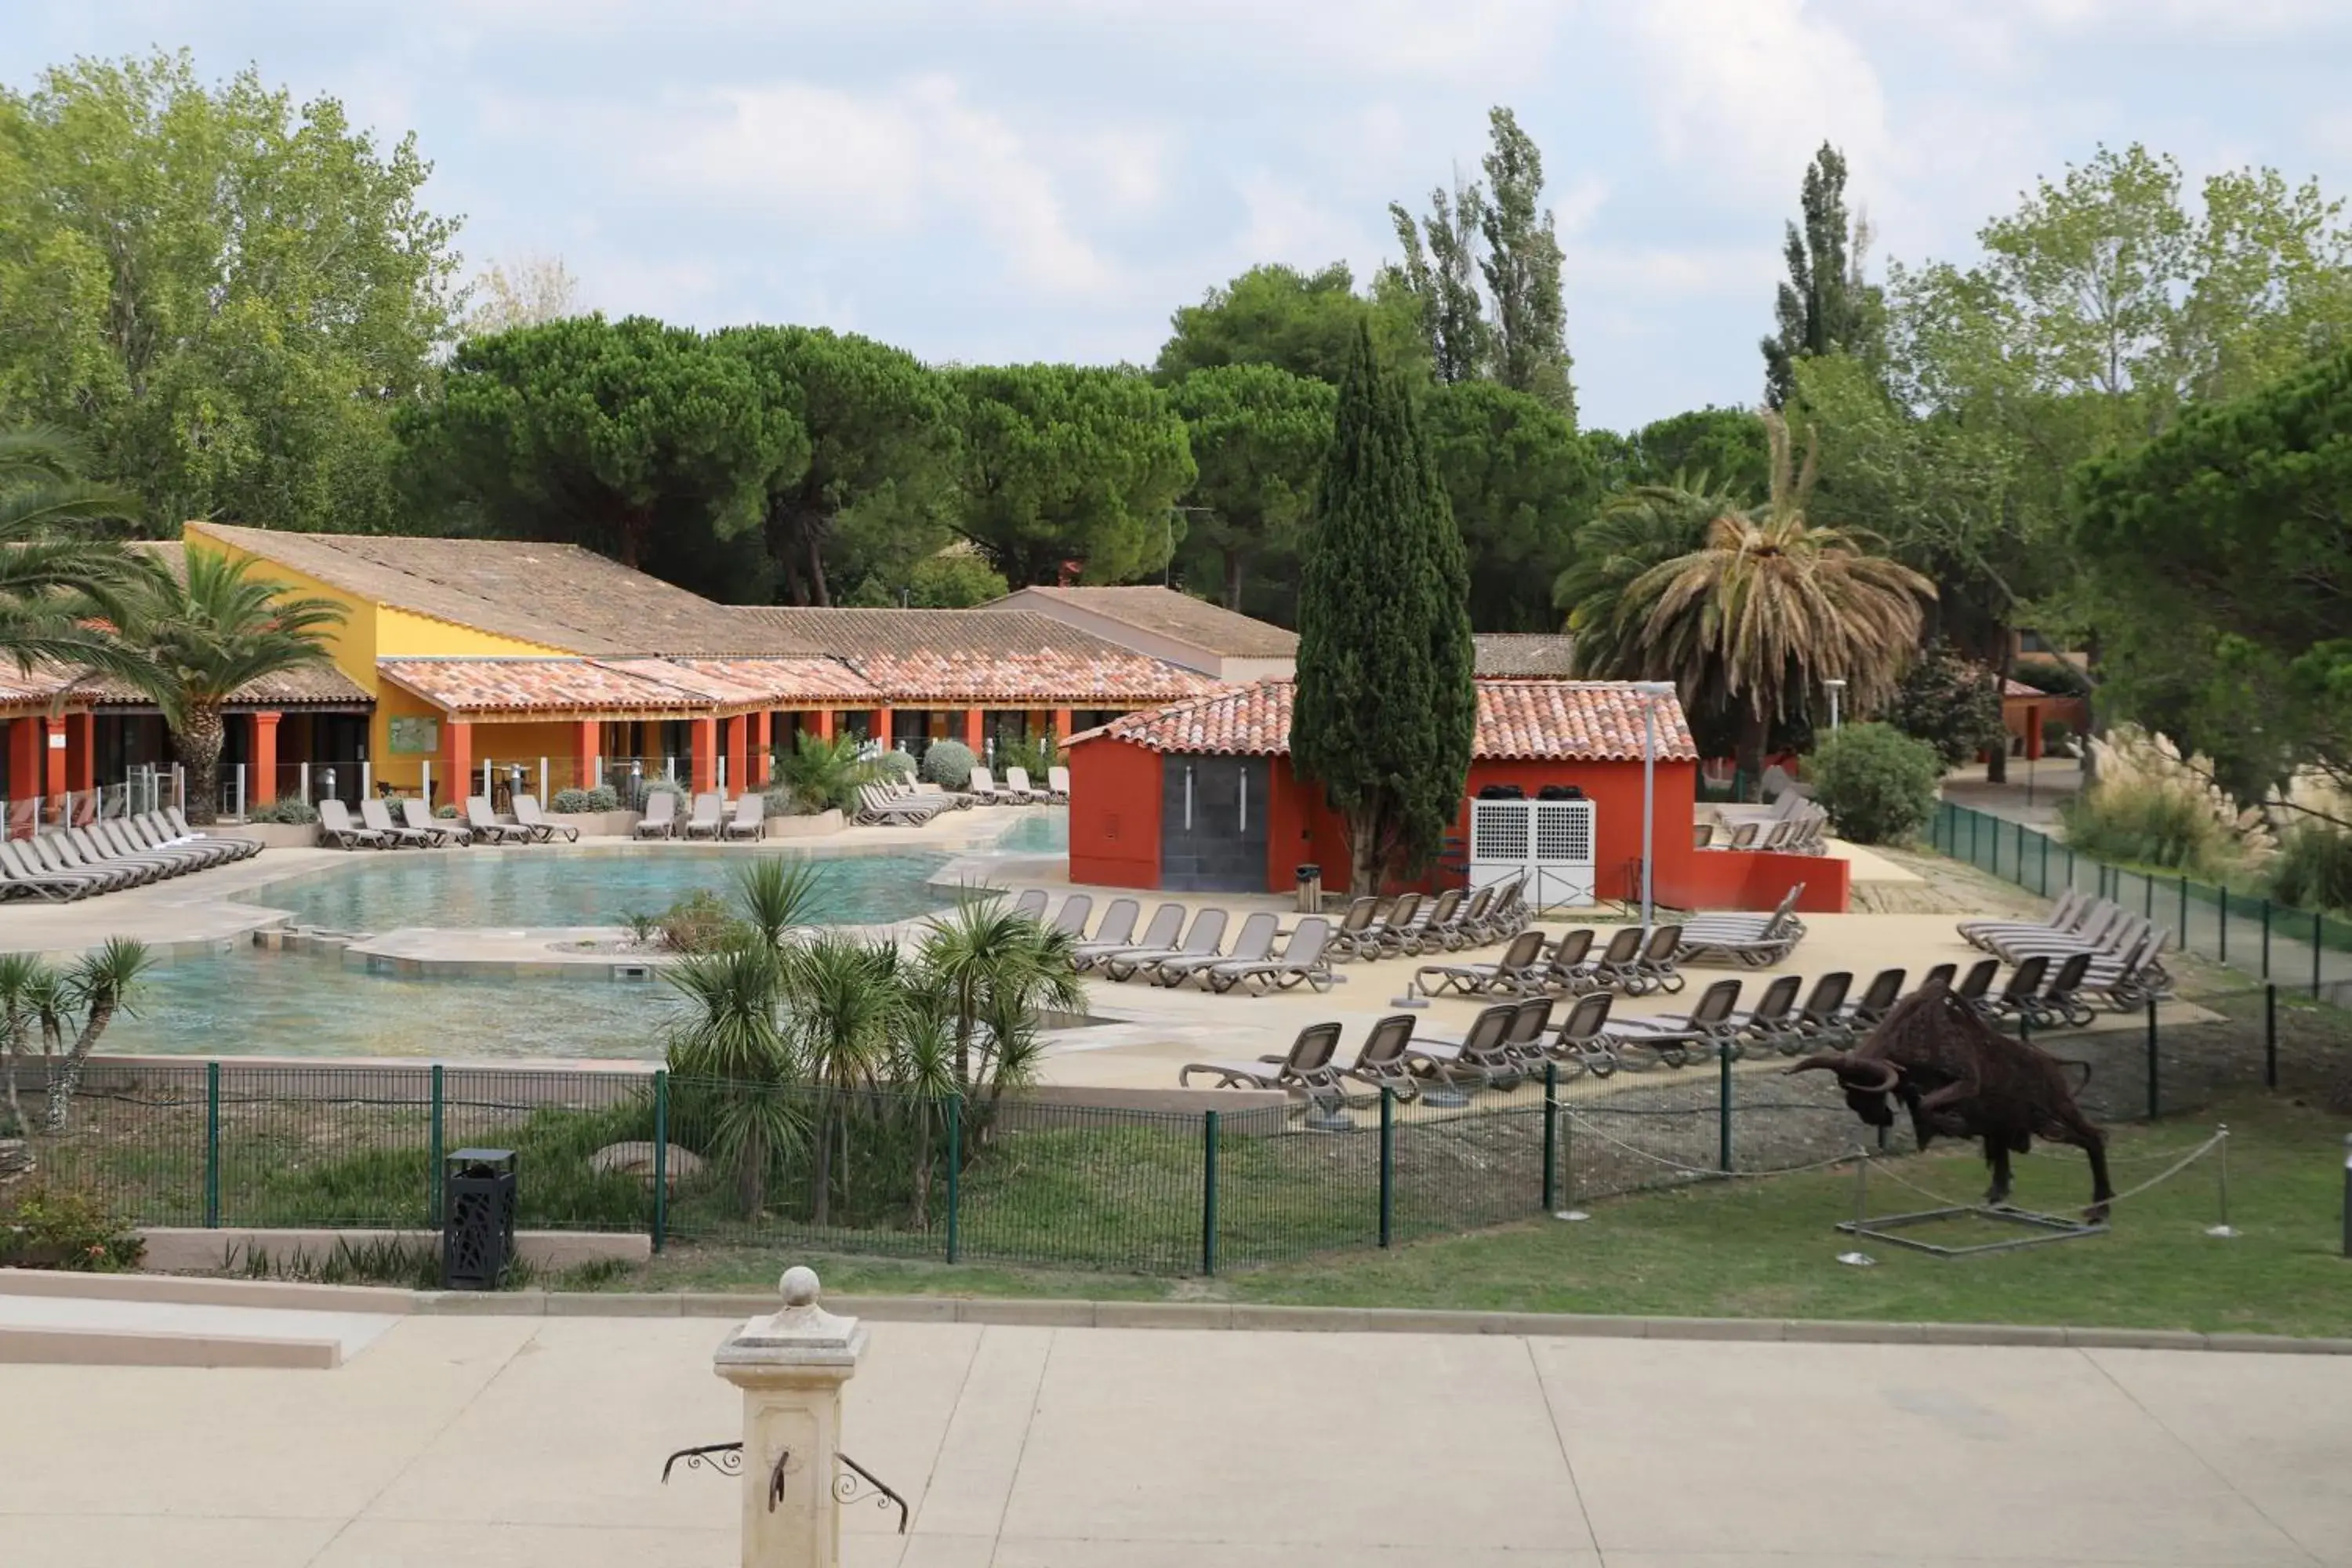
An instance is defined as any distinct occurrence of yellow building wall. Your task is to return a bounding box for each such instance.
[372,606,569,660]
[183,522,382,700]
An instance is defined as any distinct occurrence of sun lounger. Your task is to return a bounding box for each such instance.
[681,792,726,839]
[1396,887,1468,954]
[511,796,579,843]
[1617,924,1686,996]
[1750,971,1853,1054]
[361,797,435,848]
[1972,956,2050,1025]
[1335,1014,1422,1102]
[1572,926,1645,993]
[1082,902,1184,975]
[1103,906,1226,982]
[633,789,679,839]
[403,797,469,846]
[42,832,148,888]
[1724,974,1802,1054]
[1530,927,1598,993]
[1958,888,2086,948]
[465,797,531,845]
[1403,1003,1523,1090]
[68,826,179,883]
[1826,967,1906,1040]
[1598,978,1745,1069]
[1364,893,1425,958]
[1002,765,1044,804]
[1414,927,1550,997]
[2063,927,2173,1011]
[318,798,389,849]
[1993,909,2143,965]
[0,840,95,899]
[1323,896,1386,961]
[1045,765,1072,804]
[717,793,763,840]
[1069,898,1142,969]
[1203,916,1335,994]
[119,815,234,869]
[163,808,260,860]
[1180,1020,1345,1095]
[1007,888,1050,920]
[1675,890,1807,968]
[964,766,1013,805]
[1466,875,1527,943]
[1158,910,1277,988]
[1045,893,1094,939]
[855,783,949,826]
[1534,991,1617,1076]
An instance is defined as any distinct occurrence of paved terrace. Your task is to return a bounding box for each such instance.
[2,1302,2343,1566]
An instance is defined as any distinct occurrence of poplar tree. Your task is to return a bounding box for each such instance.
[1479,107,1576,418]
[1290,321,1477,895]
[1761,143,1882,407]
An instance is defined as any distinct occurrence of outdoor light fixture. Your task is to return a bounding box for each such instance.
[1825,677,1848,732]
[1630,681,1677,929]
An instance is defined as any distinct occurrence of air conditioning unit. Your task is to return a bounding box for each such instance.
[1468,797,1595,912]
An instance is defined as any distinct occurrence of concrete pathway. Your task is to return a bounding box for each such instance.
[2,1311,2342,1566]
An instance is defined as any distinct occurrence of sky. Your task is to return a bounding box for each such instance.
[8,0,2352,432]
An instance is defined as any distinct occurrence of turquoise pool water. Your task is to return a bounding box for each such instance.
[97,848,962,1061]
[993,815,1069,855]
[263,849,952,931]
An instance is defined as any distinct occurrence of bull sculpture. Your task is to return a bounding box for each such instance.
[1788,977,2115,1221]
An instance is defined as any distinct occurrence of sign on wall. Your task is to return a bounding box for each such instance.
[389,717,441,755]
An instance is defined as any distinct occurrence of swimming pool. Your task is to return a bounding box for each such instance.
[262,848,953,931]
[993,815,1069,855]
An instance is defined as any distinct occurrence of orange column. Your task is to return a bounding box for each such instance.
[7,720,39,826]
[872,706,894,749]
[42,716,67,803]
[690,717,717,793]
[964,707,984,750]
[67,712,95,793]
[815,709,835,742]
[750,712,773,787]
[2025,705,2044,762]
[572,720,599,794]
[724,714,749,796]
[442,720,473,810]
[1052,708,1073,742]
[251,711,281,805]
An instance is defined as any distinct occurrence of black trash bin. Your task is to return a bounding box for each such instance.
[442,1148,517,1290]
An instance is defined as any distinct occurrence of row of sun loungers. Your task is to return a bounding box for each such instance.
[0,810,260,901]
[1181,949,2147,1102]
[1697,801,1829,855]
[1007,890,1335,993]
[628,789,769,840]
[964,765,1066,805]
[1955,891,2174,1008]
[321,795,592,850]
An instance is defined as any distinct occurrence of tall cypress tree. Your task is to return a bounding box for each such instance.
[1290,321,1478,895]
[1761,143,1882,408]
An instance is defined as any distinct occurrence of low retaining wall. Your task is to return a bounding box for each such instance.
[135,1227,651,1274]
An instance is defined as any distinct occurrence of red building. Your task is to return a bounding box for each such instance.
[1064,678,1848,913]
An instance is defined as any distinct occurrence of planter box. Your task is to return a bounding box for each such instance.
[545,809,639,839]
[218,822,322,850]
[763,809,844,839]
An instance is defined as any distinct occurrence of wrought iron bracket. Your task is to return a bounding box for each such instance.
[836,1450,910,1534]
[659,1441,742,1483]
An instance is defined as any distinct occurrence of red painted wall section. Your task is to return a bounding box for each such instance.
[1065,737,1163,889]
[1653,850,1849,914]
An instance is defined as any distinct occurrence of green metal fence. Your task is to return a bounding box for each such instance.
[1930,800,2352,1004]
[26,994,2278,1276]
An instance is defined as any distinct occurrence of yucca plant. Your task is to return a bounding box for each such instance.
[37,938,152,1134]
[779,934,902,1225]
[771,732,883,815]
[731,856,824,949]
[916,895,1080,1108]
[663,942,799,1216]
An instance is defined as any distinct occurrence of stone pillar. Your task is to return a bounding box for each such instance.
[750,712,773,788]
[441,720,472,811]
[713,1267,868,1568]
[690,717,718,794]
[964,707,984,750]
[724,715,750,799]
[250,711,281,805]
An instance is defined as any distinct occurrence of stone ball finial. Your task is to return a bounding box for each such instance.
[779,1265,821,1307]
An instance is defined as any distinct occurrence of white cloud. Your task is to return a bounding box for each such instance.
[632,75,1113,294]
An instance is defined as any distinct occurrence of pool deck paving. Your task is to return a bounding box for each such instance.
[1,1297,2343,1567]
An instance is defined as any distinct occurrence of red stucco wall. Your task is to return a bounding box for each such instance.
[1653,848,1849,914]
[1065,736,1163,889]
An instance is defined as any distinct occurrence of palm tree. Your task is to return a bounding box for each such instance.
[39,938,152,1134]
[1614,414,1933,783]
[0,425,151,671]
[1554,473,1742,677]
[779,934,902,1225]
[116,551,346,822]
[731,856,824,949]
[664,941,800,1217]
[916,896,1080,1102]
[771,731,884,815]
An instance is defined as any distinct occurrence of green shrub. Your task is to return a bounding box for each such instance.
[760,785,795,818]
[657,888,750,954]
[772,733,880,814]
[920,739,977,790]
[2270,821,2352,913]
[994,734,1062,780]
[550,786,619,813]
[2011,656,2092,698]
[874,748,916,783]
[1889,644,2006,768]
[2058,779,2235,877]
[247,797,318,825]
[1807,723,1944,846]
[435,803,458,818]
[0,1186,143,1271]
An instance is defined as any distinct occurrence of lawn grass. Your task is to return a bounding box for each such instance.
[595,1094,2352,1338]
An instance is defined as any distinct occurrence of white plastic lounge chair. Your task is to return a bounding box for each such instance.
[1001,766,1043,804]
[1047,893,1094,938]
[1205,916,1334,994]
[964,766,1011,805]
[510,795,579,843]
[1083,902,1183,974]
[1103,906,1226,982]
[854,784,947,826]
[1069,898,1142,969]
[362,797,435,848]
[681,792,725,840]
[402,797,469,845]
[125,815,240,868]
[1007,888,1049,920]
[1180,1020,1346,1094]
[723,794,764,840]
[1158,911,1277,988]
[163,808,260,860]
[0,840,95,899]
[466,797,530,844]
[633,789,679,840]
[1045,765,1072,803]
[318,799,389,850]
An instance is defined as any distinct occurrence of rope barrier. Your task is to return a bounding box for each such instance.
[1557,1105,1862,1179]
[1857,1129,2229,1213]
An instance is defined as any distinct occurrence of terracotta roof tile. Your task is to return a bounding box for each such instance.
[378,659,735,716]
[993,586,1299,658]
[1080,678,1697,763]
[1473,633,1578,677]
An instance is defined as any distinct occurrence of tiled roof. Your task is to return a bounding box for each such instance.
[192,524,750,655]
[1079,678,1699,763]
[850,649,1213,706]
[994,586,1299,659]
[0,656,369,710]
[725,606,1154,661]
[659,658,882,704]
[378,658,744,716]
[1474,633,1578,677]
[2003,678,2045,698]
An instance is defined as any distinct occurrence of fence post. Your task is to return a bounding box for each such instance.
[298,761,310,804]
[1540,1065,1558,1212]
[2262,898,2272,979]
[652,1069,669,1254]
[2265,985,2278,1091]
[1200,1110,1219,1277]
[204,1062,220,1229]
[2067,846,2075,895]
[2220,887,2228,966]
[2343,1135,2351,1261]
[944,1094,961,1265]
[2178,877,2189,952]
[2315,909,2325,1000]
[2015,821,2024,883]
[428,1064,445,1225]
[1718,1043,1734,1172]
[1970,810,1979,867]
[1379,1089,1396,1247]
[2039,834,2049,896]
[2145,1000,2161,1120]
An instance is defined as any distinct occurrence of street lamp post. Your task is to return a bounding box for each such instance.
[1632,681,1677,929]
[1825,678,1847,733]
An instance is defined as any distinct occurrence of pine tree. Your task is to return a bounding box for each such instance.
[1761,143,1883,407]
[1479,107,1576,419]
[1290,321,1478,895]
